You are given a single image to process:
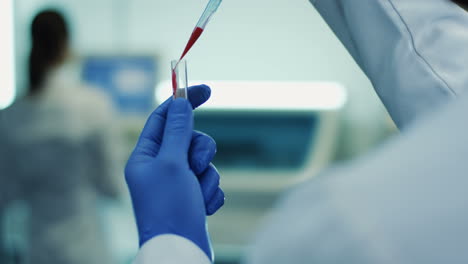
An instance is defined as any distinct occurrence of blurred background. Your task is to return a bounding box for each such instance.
[0,0,397,263]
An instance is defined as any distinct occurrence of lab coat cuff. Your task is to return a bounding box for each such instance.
[133,234,212,264]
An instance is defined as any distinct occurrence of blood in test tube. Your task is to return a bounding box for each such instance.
[171,69,178,95]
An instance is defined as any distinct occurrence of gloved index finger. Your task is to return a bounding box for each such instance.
[190,131,217,175]
[131,85,211,159]
[159,98,194,160]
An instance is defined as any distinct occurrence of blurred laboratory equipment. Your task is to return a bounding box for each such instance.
[156,80,347,262]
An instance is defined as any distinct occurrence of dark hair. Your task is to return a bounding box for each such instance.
[453,0,468,10]
[29,9,69,95]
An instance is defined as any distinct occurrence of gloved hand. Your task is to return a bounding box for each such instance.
[125,85,224,260]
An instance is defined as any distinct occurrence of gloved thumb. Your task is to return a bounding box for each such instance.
[159,98,194,159]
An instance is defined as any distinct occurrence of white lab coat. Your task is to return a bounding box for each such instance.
[0,63,123,264]
[132,0,468,263]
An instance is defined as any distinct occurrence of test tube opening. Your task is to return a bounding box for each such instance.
[171,60,188,99]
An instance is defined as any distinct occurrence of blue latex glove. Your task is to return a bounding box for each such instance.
[125,85,224,260]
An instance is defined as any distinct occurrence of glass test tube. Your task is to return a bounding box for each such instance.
[171,60,188,99]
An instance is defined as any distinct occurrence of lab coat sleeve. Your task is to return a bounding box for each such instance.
[310,0,468,128]
[246,94,468,263]
[132,235,211,264]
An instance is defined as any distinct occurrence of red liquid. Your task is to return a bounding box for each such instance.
[171,69,177,95]
[172,27,205,95]
[172,27,203,95]
[179,27,204,61]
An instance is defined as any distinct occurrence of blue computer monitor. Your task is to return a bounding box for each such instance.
[82,55,158,115]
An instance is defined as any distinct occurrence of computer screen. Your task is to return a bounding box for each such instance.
[82,55,158,115]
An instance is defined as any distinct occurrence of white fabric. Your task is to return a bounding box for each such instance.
[311,0,468,128]
[248,94,468,264]
[247,1,468,263]
[133,235,211,264]
[0,63,124,264]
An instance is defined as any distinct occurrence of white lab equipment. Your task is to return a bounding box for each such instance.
[156,80,347,260]
[156,81,346,191]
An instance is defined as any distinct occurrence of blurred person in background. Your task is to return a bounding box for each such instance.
[0,9,122,264]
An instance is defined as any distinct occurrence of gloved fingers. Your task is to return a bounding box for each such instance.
[159,99,193,160]
[132,85,211,158]
[206,188,225,216]
[187,84,212,109]
[189,131,217,175]
[199,164,224,211]
[201,163,225,215]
